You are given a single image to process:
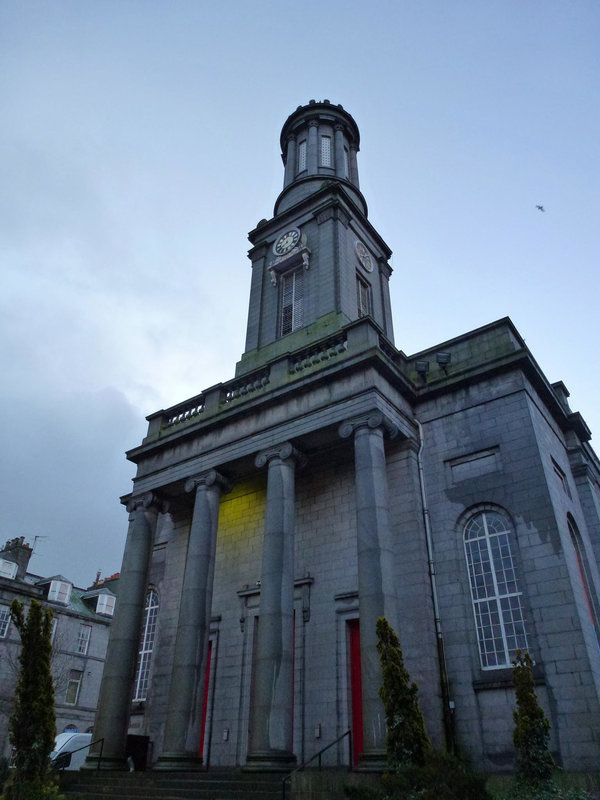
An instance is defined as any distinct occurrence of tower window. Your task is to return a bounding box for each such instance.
[464,509,528,668]
[297,140,307,173]
[320,136,331,167]
[356,275,371,318]
[344,147,349,178]
[133,589,159,702]
[280,267,304,336]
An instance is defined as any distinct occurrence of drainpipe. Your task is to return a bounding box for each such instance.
[415,418,455,753]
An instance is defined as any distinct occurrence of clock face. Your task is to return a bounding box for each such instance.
[274,228,301,256]
[355,240,373,272]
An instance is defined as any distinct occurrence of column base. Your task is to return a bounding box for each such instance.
[154,751,205,771]
[82,754,129,771]
[356,749,387,772]
[244,750,297,772]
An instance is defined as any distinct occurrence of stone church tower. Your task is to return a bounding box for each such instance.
[90,101,600,774]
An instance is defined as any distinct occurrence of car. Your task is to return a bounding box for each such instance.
[50,731,92,771]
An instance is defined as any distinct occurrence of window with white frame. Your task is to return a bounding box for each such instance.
[568,515,600,645]
[133,589,159,701]
[65,669,83,705]
[48,580,72,604]
[50,617,57,644]
[280,267,304,336]
[464,509,528,668]
[96,594,115,616]
[0,559,17,580]
[77,623,92,655]
[356,275,371,318]
[0,604,10,638]
[320,135,331,167]
[297,140,307,173]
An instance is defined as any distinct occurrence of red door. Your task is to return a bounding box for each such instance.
[348,619,363,765]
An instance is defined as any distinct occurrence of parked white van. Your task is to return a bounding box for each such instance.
[50,732,92,771]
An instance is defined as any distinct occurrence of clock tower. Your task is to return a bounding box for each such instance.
[237,99,395,376]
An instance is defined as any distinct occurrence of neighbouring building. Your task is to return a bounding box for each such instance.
[90,100,600,774]
[0,537,117,757]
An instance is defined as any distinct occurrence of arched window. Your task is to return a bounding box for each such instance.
[133,589,159,701]
[567,515,600,645]
[464,509,529,669]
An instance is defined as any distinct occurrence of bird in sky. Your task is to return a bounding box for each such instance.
[536,204,545,212]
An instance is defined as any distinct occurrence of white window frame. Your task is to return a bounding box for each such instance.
[133,589,159,701]
[0,604,10,638]
[96,594,115,616]
[0,559,17,580]
[464,509,528,669]
[65,669,83,705]
[48,580,72,604]
[280,267,304,336]
[77,623,92,655]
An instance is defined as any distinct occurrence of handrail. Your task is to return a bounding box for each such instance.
[54,737,104,773]
[282,729,352,800]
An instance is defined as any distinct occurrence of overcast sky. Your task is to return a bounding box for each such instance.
[1,1,598,587]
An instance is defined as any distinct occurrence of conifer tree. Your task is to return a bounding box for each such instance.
[4,599,57,800]
[512,649,555,787]
[376,616,431,767]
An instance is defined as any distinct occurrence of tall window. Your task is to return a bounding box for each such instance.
[464,509,528,668]
[344,146,349,178]
[568,515,600,645]
[320,135,331,167]
[297,140,307,173]
[77,623,92,655]
[280,268,304,336]
[0,604,10,638]
[133,589,159,702]
[65,669,83,705]
[356,275,371,318]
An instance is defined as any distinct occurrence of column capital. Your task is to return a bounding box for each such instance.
[184,469,232,496]
[286,133,296,143]
[338,410,398,440]
[334,123,344,132]
[122,491,167,515]
[255,441,306,470]
[308,119,319,128]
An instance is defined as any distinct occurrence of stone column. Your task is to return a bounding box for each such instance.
[85,492,161,770]
[307,120,319,174]
[156,469,231,770]
[283,135,297,187]
[246,442,303,771]
[339,411,398,769]
[334,124,345,178]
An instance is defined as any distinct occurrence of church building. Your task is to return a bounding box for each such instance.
[90,100,600,775]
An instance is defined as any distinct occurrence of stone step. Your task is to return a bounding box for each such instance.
[59,770,285,800]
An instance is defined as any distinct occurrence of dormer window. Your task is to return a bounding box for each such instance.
[48,580,72,604]
[0,559,17,580]
[96,594,115,617]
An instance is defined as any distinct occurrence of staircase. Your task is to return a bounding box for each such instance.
[59,770,284,800]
